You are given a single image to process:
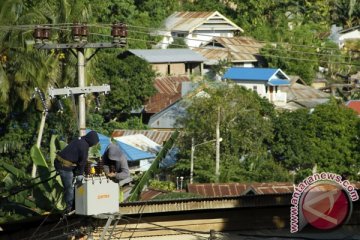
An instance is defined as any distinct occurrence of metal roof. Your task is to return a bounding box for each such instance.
[280,76,330,101]
[115,140,155,161]
[187,182,295,197]
[144,76,190,113]
[114,134,161,154]
[87,130,155,161]
[223,67,289,81]
[111,130,174,146]
[267,79,290,86]
[346,100,360,115]
[128,49,207,63]
[194,36,263,63]
[164,11,243,32]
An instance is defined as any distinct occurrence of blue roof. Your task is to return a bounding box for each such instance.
[222,68,288,81]
[267,79,290,86]
[87,129,155,161]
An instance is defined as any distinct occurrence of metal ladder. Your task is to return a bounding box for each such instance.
[95,213,122,240]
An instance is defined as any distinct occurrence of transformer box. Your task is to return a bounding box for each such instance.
[75,176,119,215]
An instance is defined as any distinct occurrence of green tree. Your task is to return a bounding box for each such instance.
[332,0,360,28]
[174,84,287,183]
[272,99,360,182]
[93,53,156,121]
[260,24,324,84]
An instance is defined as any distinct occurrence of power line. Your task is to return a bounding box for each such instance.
[125,37,360,67]
[0,22,344,52]
[0,23,358,66]
[0,172,59,199]
[125,28,345,58]
[126,23,344,51]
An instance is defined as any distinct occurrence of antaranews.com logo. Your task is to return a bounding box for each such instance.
[290,172,359,233]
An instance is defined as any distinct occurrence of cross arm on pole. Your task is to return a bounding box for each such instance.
[48,84,110,98]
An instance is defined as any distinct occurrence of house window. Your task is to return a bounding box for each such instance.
[167,64,171,75]
[177,33,185,38]
[253,86,258,92]
[275,86,278,93]
[265,86,268,93]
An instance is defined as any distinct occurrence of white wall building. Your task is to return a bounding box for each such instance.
[156,11,243,49]
[222,68,291,107]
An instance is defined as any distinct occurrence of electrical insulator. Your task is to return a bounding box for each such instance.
[72,23,82,41]
[42,26,50,41]
[111,23,127,43]
[119,23,127,38]
[56,97,64,113]
[33,26,43,43]
[35,88,48,112]
[94,92,100,111]
[111,23,120,37]
[81,24,88,38]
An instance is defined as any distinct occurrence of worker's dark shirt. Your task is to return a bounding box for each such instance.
[57,131,99,175]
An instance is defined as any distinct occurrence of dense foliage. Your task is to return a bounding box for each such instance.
[0,0,359,221]
[272,99,360,182]
[173,85,360,183]
[174,84,291,183]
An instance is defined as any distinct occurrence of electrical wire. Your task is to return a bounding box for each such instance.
[28,202,60,240]
[0,22,349,57]
[37,23,353,66]
[122,215,209,239]
[0,172,59,199]
[0,22,345,52]
[125,36,360,67]
[1,23,357,67]
[126,23,345,51]
[21,217,84,240]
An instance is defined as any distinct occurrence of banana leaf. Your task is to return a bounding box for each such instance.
[30,145,48,169]
[0,162,28,179]
[49,134,57,168]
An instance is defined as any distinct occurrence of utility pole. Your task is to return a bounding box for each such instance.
[190,137,195,184]
[33,23,127,136]
[215,106,221,182]
[190,137,222,184]
[31,23,126,177]
[31,88,48,178]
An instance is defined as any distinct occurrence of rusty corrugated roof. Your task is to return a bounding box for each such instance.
[145,76,190,113]
[165,11,242,32]
[111,130,174,146]
[188,182,294,197]
[280,76,330,102]
[346,100,360,115]
[195,36,263,63]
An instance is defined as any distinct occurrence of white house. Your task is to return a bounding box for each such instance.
[156,11,243,49]
[222,68,290,106]
[338,25,360,48]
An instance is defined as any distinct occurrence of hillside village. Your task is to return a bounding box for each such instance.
[0,1,360,239]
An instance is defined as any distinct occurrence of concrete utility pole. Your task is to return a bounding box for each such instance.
[215,106,221,182]
[33,23,127,136]
[190,137,222,184]
[31,88,48,178]
[77,49,86,136]
[31,23,126,177]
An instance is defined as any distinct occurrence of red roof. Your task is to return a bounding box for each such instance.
[144,76,190,113]
[346,100,360,115]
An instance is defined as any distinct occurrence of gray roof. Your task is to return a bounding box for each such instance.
[128,49,207,63]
